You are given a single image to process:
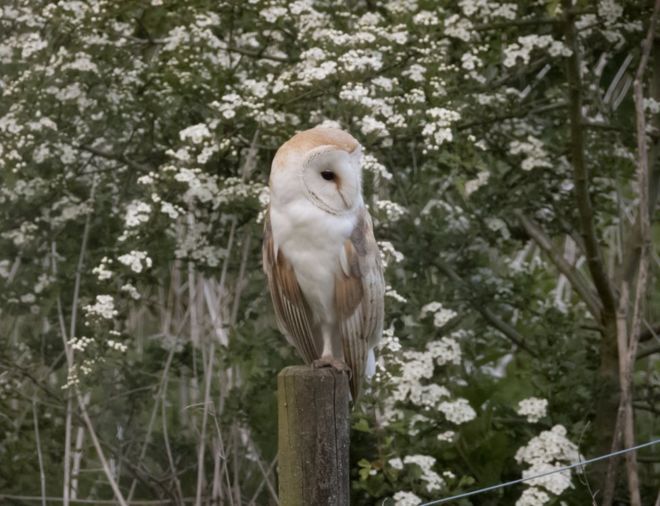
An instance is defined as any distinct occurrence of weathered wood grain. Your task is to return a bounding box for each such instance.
[277,366,350,506]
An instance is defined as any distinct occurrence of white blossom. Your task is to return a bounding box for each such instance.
[179,123,211,144]
[379,326,402,353]
[83,295,118,320]
[420,302,457,327]
[515,425,581,504]
[403,63,426,82]
[360,115,389,138]
[422,108,461,150]
[0,260,12,279]
[465,170,490,196]
[378,241,404,267]
[523,463,572,495]
[68,336,94,352]
[160,201,181,219]
[392,491,422,506]
[118,250,153,273]
[644,98,660,114]
[137,174,154,185]
[260,6,287,23]
[363,153,392,181]
[504,35,571,68]
[515,425,581,467]
[517,397,548,423]
[409,383,451,408]
[388,457,404,470]
[444,15,473,41]
[509,136,552,171]
[339,49,383,72]
[107,339,128,352]
[375,199,406,222]
[598,0,623,25]
[437,430,455,442]
[403,455,445,492]
[438,398,476,424]
[516,487,550,506]
[62,53,98,73]
[426,337,461,365]
[121,283,141,300]
[413,11,439,26]
[385,285,407,303]
[124,201,151,227]
[20,293,36,303]
[92,261,113,281]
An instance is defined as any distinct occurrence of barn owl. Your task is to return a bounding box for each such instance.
[263,127,385,398]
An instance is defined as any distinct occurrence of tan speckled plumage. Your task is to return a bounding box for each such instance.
[263,127,384,398]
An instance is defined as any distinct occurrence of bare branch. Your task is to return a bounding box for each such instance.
[514,211,602,320]
[640,321,660,342]
[435,259,538,357]
[77,145,151,172]
[609,4,660,505]
[0,494,195,504]
[51,179,129,506]
[562,1,617,321]
[126,347,178,502]
[32,395,47,506]
[637,342,660,360]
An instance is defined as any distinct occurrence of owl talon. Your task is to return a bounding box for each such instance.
[313,357,351,377]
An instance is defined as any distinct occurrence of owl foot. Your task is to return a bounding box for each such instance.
[313,356,351,376]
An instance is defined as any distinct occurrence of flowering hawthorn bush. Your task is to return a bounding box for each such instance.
[1,0,658,505]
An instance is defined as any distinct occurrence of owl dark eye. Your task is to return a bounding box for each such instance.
[321,170,335,181]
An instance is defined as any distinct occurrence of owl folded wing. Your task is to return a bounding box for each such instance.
[262,212,321,363]
[336,206,385,398]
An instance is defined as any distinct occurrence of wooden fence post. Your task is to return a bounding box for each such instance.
[277,365,350,506]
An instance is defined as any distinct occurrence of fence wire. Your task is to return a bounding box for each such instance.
[419,438,660,505]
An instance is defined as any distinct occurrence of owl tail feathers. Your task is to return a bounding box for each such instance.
[349,348,376,403]
[365,348,376,378]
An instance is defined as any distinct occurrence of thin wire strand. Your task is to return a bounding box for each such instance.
[420,438,660,505]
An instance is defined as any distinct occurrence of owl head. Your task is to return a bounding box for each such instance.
[269,127,363,215]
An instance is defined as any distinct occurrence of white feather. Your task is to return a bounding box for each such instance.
[264,127,384,397]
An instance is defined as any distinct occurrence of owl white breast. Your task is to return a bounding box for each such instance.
[263,127,385,398]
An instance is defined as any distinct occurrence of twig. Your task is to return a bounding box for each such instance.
[473,17,561,31]
[76,401,129,506]
[434,259,537,356]
[231,424,242,505]
[71,393,89,500]
[248,456,278,506]
[514,211,602,319]
[230,231,252,325]
[209,408,234,506]
[640,321,660,342]
[188,210,200,348]
[562,0,617,319]
[161,359,185,504]
[53,249,73,506]
[222,43,297,63]
[637,342,660,360]
[194,219,238,506]
[77,145,150,172]
[194,339,216,505]
[32,395,47,506]
[620,3,660,504]
[247,437,279,503]
[126,346,178,502]
[52,180,129,506]
[0,495,195,504]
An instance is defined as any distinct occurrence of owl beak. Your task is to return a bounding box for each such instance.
[337,188,352,209]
